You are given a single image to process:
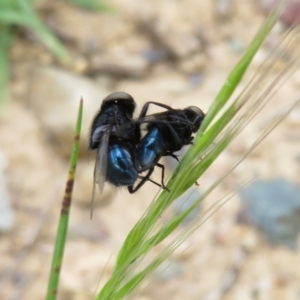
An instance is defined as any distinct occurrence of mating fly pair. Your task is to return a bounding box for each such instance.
[89,92,205,201]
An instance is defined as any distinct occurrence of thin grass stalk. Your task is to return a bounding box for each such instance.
[46,98,83,300]
[96,9,283,300]
[141,27,300,268]
[173,100,300,249]
[174,22,300,198]
[96,4,300,299]
[116,98,300,300]
[198,5,282,133]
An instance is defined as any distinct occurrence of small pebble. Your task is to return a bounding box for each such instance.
[227,37,245,54]
[90,52,149,78]
[293,69,300,88]
[261,0,300,27]
[73,56,89,74]
[238,178,300,250]
[214,0,233,21]
[178,53,207,74]
[0,151,15,232]
[173,188,202,226]
[153,260,184,281]
[141,48,169,63]
[286,108,300,127]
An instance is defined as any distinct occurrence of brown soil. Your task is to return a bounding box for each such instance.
[1,1,300,299]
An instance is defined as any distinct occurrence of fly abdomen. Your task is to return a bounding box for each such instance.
[138,128,167,171]
[106,144,138,186]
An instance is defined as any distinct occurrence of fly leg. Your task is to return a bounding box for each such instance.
[164,123,185,146]
[155,163,170,192]
[139,101,174,118]
[129,167,156,193]
[164,152,179,161]
[128,166,170,193]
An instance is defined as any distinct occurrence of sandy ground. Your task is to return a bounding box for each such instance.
[0,1,300,299]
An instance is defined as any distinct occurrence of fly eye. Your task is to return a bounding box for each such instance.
[187,106,203,116]
[104,92,134,102]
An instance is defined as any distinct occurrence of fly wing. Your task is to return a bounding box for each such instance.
[136,111,194,129]
[114,110,192,138]
[95,128,109,193]
[114,114,167,135]
[90,126,110,218]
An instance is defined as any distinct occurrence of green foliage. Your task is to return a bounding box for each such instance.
[0,26,12,107]
[46,98,83,300]
[0,0,110,105]
[0,0,68,105]
[66,0,112,12]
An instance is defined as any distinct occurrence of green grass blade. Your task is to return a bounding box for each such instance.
[27,20,70,63]
[170,6,286,195]
[199,8,280,133]
[94,7,300,298]
[0,26,12,106]
[0,3,69,63]
[0,0,70,105]
[114,254,168,299]
[66,0,113,12]
[46,99,83,300]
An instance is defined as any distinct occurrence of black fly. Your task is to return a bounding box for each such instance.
[89,92,139,216]
[128,102,205,192]
[89,93,205,214]
[89,92,164,215]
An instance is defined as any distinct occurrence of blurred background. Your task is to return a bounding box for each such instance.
[1,0,300,299]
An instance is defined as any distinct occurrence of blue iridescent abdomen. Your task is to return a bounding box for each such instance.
[138,128,167,170]
[106,145,138,186]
